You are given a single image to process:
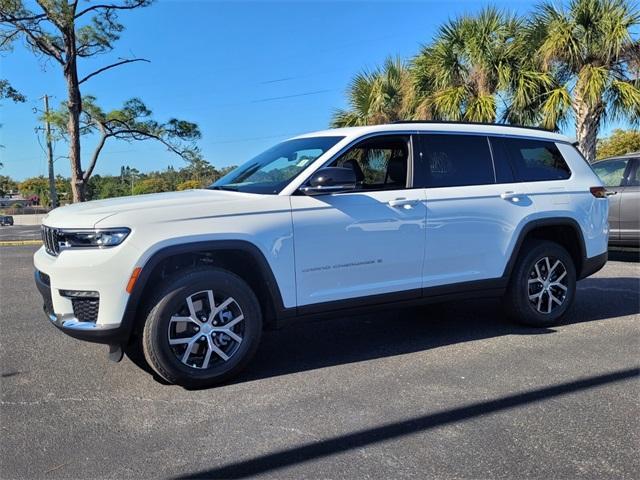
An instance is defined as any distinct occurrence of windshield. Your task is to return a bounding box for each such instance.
[209,136,344,194]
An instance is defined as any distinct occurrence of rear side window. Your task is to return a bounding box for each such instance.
[496,137,571,182]
[417,134,494,188]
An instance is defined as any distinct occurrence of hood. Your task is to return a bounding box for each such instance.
[43,189,255,229]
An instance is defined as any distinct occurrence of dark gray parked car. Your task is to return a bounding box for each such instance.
[592,152,639,246]
[0,215,14,226]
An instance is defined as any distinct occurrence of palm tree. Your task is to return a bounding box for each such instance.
[331,57,415,127]
[510,0,640,162]
[412,8,521,123]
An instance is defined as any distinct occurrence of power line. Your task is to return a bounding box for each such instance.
[251,89,332,104]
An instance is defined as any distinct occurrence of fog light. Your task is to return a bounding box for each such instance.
[59,290,99,298]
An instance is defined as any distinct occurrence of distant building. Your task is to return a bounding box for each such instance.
[0,194,34,208]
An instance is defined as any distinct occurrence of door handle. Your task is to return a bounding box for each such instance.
[500,191,523,202]
[388,198,419,208]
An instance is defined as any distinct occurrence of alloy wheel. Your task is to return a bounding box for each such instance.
[527,256,569,314]
[167,290,245,369]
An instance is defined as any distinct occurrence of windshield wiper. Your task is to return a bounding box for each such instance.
[209,185,239,191]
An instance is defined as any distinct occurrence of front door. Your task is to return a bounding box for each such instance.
[290,134,427,307]
[619,158,640,244]
[592,157,632,242]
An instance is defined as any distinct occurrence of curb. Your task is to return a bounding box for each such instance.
[0,240,42,247]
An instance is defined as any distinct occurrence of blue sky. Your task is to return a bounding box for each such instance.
[0,0,632,181]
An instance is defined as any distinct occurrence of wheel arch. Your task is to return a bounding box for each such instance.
[503,217,589,281]
[121,240,291,345]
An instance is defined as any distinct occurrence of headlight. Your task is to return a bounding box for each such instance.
[58,228,131,250]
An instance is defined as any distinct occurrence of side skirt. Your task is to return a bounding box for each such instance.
[277,278,507,327]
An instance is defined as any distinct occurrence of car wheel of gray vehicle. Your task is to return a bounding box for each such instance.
[142,267,262,388]
[503,240,576,327]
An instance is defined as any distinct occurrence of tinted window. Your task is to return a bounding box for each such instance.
[592,159,629,187]
[330,136,409,190]
[631,159,640,186]
[417,134,494,188]
[498,138,571,182]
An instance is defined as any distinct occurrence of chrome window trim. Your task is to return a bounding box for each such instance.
[288,129,575,195]
[299,130,419,192]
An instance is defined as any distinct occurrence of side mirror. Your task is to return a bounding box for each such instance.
[300,167,357,195]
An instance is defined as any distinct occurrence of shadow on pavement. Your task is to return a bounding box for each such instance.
[175,367,639,479]
[127,276,638,387]
[608,248,640,263]
[232,276,639,384]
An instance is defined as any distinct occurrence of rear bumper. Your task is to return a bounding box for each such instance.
[34,269,129,344]
[579,251,608,280]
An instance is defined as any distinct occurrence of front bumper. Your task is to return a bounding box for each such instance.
[33,242,143,345]
[34,269,129,344]
[578,251,608,280]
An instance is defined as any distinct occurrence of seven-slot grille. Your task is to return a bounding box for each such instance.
[41,226,60,256]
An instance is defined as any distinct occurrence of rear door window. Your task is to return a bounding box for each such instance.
[416,134,495,188]
[592,159,630,187]
[495,137,571,182]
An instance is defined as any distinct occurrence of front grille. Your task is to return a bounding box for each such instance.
[72,298,100,323]
[41,226,61,256]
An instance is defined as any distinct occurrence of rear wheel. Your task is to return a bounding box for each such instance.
[503,240,576,327]
[142,268,262,388]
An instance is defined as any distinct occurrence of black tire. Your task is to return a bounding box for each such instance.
[503,240,576,327]
[141,267,262,388]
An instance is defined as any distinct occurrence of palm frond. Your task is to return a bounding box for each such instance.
[576,64,610,107]
[465,94,497,122]
[538,86,573,130]
[606,79,640,125]
[431,86,467,121]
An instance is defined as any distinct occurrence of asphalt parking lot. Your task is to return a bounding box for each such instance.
[1,245,638,479]
[0,225,41,242]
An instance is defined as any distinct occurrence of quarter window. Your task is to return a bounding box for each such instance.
[496,138,571,182]
[417,134,494,188]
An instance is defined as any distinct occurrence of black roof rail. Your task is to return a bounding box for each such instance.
[390,120,558,134]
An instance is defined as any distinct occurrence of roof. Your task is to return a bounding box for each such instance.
[293,122,573,143]
[595,151,640,162]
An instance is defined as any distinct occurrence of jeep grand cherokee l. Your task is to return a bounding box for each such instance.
[34,122,609,388]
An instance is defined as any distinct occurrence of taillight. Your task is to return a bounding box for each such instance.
[590,186,607,198]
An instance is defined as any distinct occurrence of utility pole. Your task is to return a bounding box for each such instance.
[42,95,58,209]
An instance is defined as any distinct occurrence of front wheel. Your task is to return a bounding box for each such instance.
[503,240,576,327]
[142,268,262,388]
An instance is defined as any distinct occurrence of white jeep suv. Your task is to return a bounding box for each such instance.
[34,122,609,387]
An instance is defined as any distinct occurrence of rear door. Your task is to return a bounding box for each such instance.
[416,133,537,287]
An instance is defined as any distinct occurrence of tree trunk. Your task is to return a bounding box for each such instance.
[63,28,84,202]
[574,97,603,163]
[84,129,108,183]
